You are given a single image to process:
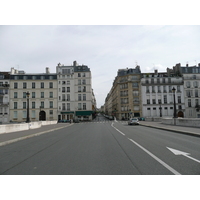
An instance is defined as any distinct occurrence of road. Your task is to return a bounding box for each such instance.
[0,114,200,175]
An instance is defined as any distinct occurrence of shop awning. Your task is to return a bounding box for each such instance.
[76,111,93,116]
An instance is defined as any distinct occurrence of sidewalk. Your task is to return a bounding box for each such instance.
[0,123,73,147]
[139,121,200,137]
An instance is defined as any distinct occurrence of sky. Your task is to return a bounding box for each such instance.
[1,1,200,108]
[1,25,200,107]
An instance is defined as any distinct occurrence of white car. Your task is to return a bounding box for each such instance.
[128,118,140,125]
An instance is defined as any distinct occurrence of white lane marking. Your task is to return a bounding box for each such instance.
[0,124,73,147]
[167,147,200,164]
[111,122,125,136]
[111,123,181,175]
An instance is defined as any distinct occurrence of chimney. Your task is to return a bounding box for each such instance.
[73,61,78,66]
[46,67,50,74]
[198,63,200,67]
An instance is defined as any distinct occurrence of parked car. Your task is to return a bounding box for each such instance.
[128,118,140,125]
[138,117,145,121]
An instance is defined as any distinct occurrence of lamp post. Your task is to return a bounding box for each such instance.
[172,87,177,118]
[26,91,30,123]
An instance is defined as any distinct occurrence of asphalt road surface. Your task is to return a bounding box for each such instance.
[0,114,200,175]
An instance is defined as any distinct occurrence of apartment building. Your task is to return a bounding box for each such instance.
[9,68,58,122]
[173,63,200,118]
[56,61,96,121]
[105,66,142,120]
[0,72,10,123]
[141,69,185,118]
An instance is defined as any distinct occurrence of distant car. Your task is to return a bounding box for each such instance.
[138,117,145,121]
[128,118,140,125]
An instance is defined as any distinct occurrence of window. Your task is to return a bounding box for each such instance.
[186,90,192,97]
[158,99,162,104]
[23,102,26,109]
[188,99,191,107]
[23,92,26,98]
[82,73,86,77]
[193,81,198,88]
[152,86,155,93]
[83,86,86,92]
[133,82,138,88]
[78,103,82,110]
[49,110,53,115]
[169,86,172,93]
[50,101,53,108]
[78,86,81,92]
[67,103,70,111]
[32,92,35,98]
[41,92,44,98]
[32,110,36,118]
[78,80,81,85]
[23,82,27,89]
[14,102,18,109]
[41,82,44,88]
[62,103,66,110]
[49,82,53,88]
[32,102,35,109]
[83,103,86,110]
[41,101,44,108]
[78,94,82,101]
[186,81,190,88]
[32,76,36,80]
[157,86,161,93]
[83,94,86,101]
[163,86,167,93]
[14,111,18,119]
[32,82,35,88]
[67,87,70,92]
[78,73,81,77]
[49,92,53,98]
[164,95,167,104]
[177,85,181,92]
[178,96,181,103]
[67,81,70,85]
[23,111,26,118]
[62,87,65,92]
[67,94,70,101]
[82,80,86,85]
[195,90,198,97]
[14,82,18,89]
[152,99,156,104]
[14,92,18,98]
[146,86,150,93]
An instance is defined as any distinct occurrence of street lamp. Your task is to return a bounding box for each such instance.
[172,87,177,118]
[26,91,30,123]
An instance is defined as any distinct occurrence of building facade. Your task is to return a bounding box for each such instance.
[56,61,96,121]
[105,66,142,120]
[173,63,200,118]
[0,72,10,123]
[9,68,58,122]
[141,69,185,118]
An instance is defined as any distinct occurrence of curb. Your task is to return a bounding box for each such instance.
[0,123,73,147]
[140,124,200,138]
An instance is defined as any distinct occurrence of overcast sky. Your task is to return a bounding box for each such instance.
[1,25,200,107]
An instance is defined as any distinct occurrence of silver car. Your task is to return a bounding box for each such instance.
[128,118,140,125]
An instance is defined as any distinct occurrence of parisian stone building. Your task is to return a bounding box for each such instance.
[0,72,10,123]
[9,67,58,122]
[105,63,200,119]
[56,61,96,121]
[105,66,142,120]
